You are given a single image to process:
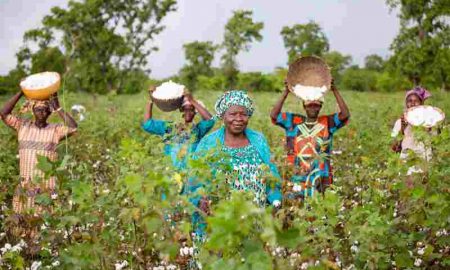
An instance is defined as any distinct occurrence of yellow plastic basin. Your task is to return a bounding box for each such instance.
[20,72,61,100]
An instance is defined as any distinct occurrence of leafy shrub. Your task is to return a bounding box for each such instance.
[341,67,379,92]
[197,75,227,92]
[376,71,412,92]
[237,72,280,92]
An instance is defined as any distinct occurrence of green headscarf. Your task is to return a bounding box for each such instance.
[214,90,254,119]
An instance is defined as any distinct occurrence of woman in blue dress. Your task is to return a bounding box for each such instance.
[142,88,215,170]
[188,90,282,241]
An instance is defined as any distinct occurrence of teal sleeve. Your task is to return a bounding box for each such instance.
[141,119,168,136]
[196,119,215,139]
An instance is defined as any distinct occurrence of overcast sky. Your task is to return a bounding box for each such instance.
[0,0,400,78]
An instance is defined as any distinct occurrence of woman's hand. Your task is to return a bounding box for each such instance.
[330,79,337,92]
[148,85,156,100]
[283,79,291,96]
[49,93,61,111]
[183,88,194,101]
[199,196,211,216]
[391,141,402,153]
[400,114,408,135]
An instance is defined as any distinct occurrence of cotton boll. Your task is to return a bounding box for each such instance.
[293,184,302,192]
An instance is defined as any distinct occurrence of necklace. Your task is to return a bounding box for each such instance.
[305,120,318,125]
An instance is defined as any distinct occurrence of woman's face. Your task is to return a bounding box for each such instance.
[406,94,423,109]
[303,103,322,119]
[33,106,51,123]
[223,105,249,135]
[182,105,196,123]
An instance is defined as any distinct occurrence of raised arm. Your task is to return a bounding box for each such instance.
[184,92,212,120]
[144,86,156,122]
[331,80,350,121]
[49,94,78,129]
[270,80,290,122]
[0,91,23,120]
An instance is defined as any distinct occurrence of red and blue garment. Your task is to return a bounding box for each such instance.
[273,112,348,198]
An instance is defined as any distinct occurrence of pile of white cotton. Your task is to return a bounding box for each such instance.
[292,84,327,101]
[405,105,445,127]
[152,80,185,100]
[20,72,59,90]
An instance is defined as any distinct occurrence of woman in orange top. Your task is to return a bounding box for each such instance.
[1,91,77,237]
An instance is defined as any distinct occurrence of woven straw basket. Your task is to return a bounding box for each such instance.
[286,56,332,90]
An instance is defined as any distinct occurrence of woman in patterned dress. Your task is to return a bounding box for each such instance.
[270,80,350,199]
[188,90,282,241]
[0,91,77,238]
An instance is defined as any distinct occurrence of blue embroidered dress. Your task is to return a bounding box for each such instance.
[222,144,267,206]
[188,127,282,240]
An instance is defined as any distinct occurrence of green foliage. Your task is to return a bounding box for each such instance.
[0,90,449,269]
[14,0,176,94]
[237,72,281,92]
[376,70,412,92]
[180,41,217,90]
[364,54,385,72]
[221,10,264,88]
[197,74,227,92]
[280,21,330,64]
[323,51,352,85]
[341,67,379,91]
[386,0,450,89]
[0,69,26,95]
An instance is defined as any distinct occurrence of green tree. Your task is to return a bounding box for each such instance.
[16,0,176,94]
[221,10,264,88]
[180,41,217,90]
[386,0,450,90]
[0,69,26,95]
[30,47,66,75]
[323,51,352,84]
[280,21,329,64]
[341,66,379,92]
[364,54,385,72]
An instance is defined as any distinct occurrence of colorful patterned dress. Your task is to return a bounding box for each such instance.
[4,114,76,214]
[273,112,348,198]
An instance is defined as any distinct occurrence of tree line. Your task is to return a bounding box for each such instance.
[0,0,448,95]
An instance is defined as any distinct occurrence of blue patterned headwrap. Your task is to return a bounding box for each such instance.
[214,90,254,119]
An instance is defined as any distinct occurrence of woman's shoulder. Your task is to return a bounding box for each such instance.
[246,129,269,145]
[198,128,222,144]
[246,128,265,138]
